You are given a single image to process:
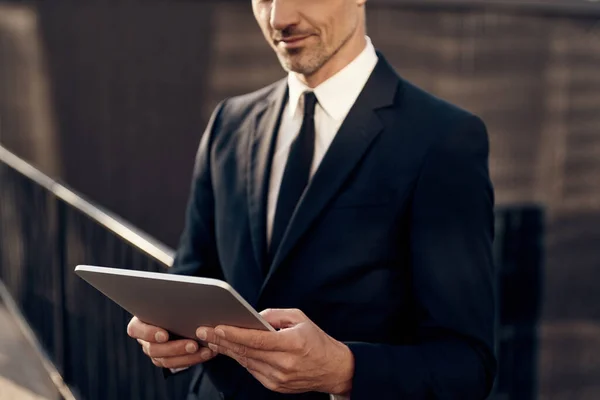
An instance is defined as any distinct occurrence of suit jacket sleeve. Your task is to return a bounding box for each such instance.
[346,116,497,399]
[168,101,227,279]
[162,102,228,378]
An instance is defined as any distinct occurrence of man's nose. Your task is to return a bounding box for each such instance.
[270,0,300,32]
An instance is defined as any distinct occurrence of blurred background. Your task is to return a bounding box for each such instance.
[0,0,599,399]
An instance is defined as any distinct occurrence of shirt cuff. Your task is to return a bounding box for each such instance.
[330,395,350,400]
[170,367,190,374]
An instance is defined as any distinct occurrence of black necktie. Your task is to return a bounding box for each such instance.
[269,92,318,268]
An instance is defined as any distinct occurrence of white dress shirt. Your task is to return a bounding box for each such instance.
[266,37,378,400]
[266,36,378,246]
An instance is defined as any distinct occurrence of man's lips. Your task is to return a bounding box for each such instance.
[281,35,308,43]
[275,35,312,48]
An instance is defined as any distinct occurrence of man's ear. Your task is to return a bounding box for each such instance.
[357,0,367,6]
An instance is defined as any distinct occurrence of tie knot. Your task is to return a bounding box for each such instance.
[303,92,318,118]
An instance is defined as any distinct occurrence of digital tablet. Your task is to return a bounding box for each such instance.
[74,265,275,340]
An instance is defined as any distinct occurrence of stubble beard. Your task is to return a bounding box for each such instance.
[276,40,330,76]
[275,26,357,78]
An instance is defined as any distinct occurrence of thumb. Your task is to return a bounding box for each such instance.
[259,308,307,330]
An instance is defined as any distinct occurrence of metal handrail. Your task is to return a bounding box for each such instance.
[0,144,175,266]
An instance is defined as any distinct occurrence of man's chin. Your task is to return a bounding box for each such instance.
[276,56,313,75]
[283,64,314,76]
[277,55,302,73]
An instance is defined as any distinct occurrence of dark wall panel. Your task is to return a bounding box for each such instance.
[37,3,214,246]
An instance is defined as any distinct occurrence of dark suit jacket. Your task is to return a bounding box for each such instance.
[169,53,496,399]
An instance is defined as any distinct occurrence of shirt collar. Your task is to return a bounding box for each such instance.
[287,36,379,121]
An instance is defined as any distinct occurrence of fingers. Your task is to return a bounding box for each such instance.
[127,316,169,343]
[150,347,217,369]
[205,337,293,388]
[128,318,218,369]
[233,352,273,375]
[198,325,294,352]
[138,339,200,358]
[197,327,300,372]
[259,309,306,330]
[203,334,282,366]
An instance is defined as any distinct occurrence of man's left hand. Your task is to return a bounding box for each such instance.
[196,309,354,395]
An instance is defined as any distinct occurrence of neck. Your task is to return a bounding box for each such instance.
[296,32,367,88]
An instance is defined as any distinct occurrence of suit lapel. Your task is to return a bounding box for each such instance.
[261,55,402,294]
[247,80,288,279]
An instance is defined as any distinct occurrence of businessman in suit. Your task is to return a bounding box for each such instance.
[127,0,497,398]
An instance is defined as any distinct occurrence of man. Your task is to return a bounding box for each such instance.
[128,0,496,398]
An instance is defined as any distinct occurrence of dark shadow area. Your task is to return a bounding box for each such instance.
[37,3,215,247]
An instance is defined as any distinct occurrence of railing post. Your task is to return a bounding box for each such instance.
[492,206,545,399]
[55,199,71,387]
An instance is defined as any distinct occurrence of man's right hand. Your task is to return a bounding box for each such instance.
[127,316,217,369]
